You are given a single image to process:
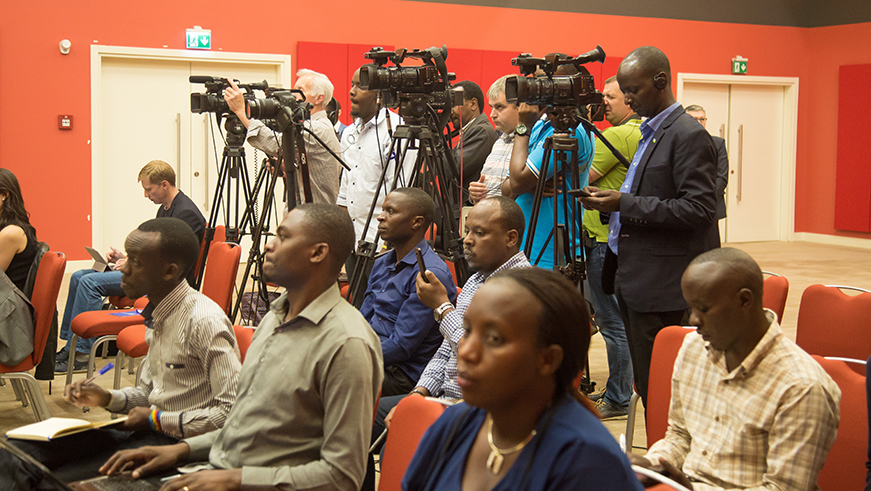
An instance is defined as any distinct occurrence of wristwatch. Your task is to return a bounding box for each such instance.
[434,302,454,322]
[515,123,529,137]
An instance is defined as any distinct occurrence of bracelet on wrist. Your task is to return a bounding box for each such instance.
[410,389,427,397]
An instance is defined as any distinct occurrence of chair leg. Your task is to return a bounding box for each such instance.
[114,352,125,391]
[624,391,639,454]
[65,334,79,387]
[2,373,51,421]
[128,357,135,375]
[10,379,29,407]
[134,360,143,386]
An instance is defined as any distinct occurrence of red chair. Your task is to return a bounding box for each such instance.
[233,325,254,363]
[796,284,871,372]
[761,271,789,323]
[0,251,66,421]
[378,396,447,491]
[625,325,695,451]
[111,243,242,389]
[65,296,148,387]
[811,355,867,490]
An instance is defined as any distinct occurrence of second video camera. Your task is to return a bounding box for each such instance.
[505,47,606,108]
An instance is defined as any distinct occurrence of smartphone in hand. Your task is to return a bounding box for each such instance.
[415,247,430,283]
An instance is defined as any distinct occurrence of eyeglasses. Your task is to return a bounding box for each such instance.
[693,117,708,123]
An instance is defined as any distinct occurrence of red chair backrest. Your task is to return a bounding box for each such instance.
[811,356,867,490]
[796,284,871,365]
[762,274,789,323]
[647,325,695,445]
[232,325,254,363]
[379,396,447,491]
[30,251,66,365]
[201,242,241,315]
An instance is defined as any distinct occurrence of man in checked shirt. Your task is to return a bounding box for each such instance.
[0,218,240,487]
[632,247,840,491]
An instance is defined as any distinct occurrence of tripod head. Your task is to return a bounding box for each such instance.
[222,113,248,148]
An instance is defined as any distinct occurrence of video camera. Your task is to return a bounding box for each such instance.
[246,89,311,133]
[505,47,605,107]
[189,75,268,115]
[359,46,463,126]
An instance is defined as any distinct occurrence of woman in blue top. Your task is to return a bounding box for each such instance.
[402,268,643,491]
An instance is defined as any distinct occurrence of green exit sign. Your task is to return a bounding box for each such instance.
[186,27,211,50]
[732,58,748,75]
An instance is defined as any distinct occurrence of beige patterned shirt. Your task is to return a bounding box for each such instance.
[106,281,241,438]
[646,310,841,491]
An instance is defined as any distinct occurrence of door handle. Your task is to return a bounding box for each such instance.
[736,124,744,202]
[719,123,725,139]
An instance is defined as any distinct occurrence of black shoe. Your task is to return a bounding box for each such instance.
[596,399,629,420]
[55,345,70,363]
[55,357,90,374]
[588,389,607,402]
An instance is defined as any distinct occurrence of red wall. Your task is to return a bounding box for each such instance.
[1,1,869,259]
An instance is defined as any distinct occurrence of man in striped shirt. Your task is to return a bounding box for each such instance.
[1,218,240,487]
[632,248,840,491]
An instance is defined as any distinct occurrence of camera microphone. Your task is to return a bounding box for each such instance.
[189,75,221,84]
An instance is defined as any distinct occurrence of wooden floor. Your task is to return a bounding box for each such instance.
[3,240,871,456]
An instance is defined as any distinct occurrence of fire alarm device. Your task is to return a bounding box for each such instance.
[58,115,73,130]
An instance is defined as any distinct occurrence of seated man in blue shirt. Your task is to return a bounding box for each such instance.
[360,187,457,396]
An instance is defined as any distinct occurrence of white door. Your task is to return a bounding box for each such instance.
[98,57,283,253]
[681,82,785,242]
[726,85,784,242]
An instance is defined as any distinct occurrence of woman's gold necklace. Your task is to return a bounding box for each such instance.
[485,418,537,475]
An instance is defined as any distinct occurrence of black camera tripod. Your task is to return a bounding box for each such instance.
[345,120,469,308]
[521,106,600,393]
[196,114,263,289]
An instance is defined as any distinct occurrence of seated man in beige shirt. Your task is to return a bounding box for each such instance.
[632,247,840,491]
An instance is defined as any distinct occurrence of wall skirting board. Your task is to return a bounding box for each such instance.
[794,233,871,250]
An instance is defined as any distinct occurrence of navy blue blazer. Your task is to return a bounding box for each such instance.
[616,106,720,313]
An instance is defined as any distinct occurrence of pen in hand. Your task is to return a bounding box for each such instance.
[81,362,115,386]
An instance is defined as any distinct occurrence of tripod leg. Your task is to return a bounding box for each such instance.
[525,138,553,264]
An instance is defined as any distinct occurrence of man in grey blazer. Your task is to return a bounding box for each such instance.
[451,80,498,207]
[580,46,719,407]
[686,104,729,219]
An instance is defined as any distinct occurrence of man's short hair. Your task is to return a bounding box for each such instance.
[391,187,436,228]
[604,75,617,85]
[684,104,706,113]
[137,217,199,279]
[689,247,764,302]
[484,196,525,244]
[455,80,485,113]
[625,46,671,79]
[138,160,176,187]
[297,203,355,274]
[487,75,514,102]
[297,69,334,106]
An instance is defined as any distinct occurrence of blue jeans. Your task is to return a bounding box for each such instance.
[59,269,125,354]
[586,241,633,407]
